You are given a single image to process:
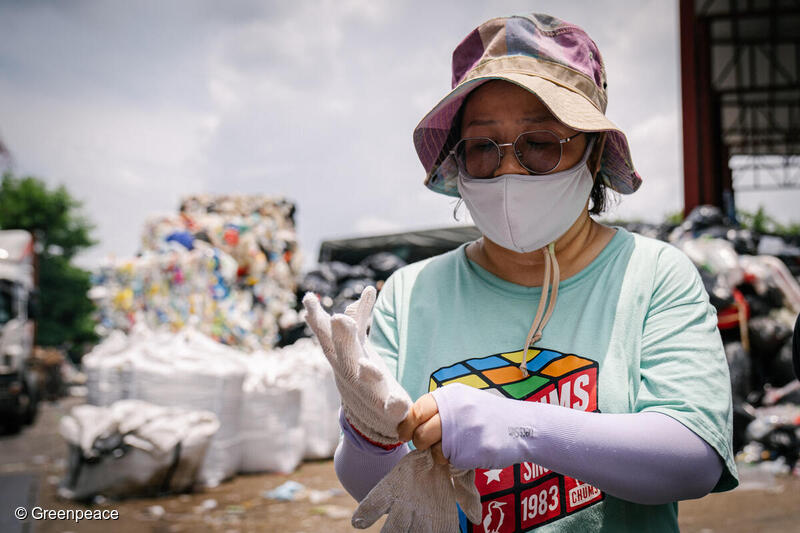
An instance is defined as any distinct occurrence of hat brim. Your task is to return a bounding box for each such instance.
[414,73,642,197]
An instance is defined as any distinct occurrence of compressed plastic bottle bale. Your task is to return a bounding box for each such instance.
[165,231,195,251]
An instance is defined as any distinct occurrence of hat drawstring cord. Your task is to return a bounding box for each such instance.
[520,242,560,377]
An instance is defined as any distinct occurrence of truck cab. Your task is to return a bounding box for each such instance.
[0,229,38,433]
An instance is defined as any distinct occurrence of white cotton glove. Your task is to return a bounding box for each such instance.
[352,449,483,532]
[302,286,412,446]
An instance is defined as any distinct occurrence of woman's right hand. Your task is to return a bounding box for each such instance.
[397,393,448,464]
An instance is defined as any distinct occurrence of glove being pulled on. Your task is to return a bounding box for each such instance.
[352,448,482,532]
[303,286,411,446]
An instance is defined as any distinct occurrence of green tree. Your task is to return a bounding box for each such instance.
[0,173,98,355]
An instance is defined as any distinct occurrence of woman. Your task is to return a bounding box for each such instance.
[304,13,737,532]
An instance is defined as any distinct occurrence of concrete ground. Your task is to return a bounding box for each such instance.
[1,397,798,533]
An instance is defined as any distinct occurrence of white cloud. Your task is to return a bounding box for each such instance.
[2,0,791,274]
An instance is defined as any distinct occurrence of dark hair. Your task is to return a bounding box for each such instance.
[586,133,616,216]
[588,175,613,216]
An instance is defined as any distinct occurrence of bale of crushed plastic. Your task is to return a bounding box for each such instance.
[91,194,302,352]
[59,399,219,500]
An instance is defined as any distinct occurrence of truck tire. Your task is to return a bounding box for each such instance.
[1,409,22,434]
[22,376,39,425]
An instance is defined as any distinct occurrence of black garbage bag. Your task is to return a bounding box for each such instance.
[725,342,752,401]
[756,424,800,469]
[748,316,794,390]
[278,322,312,348]
[298,265,338,297]
[738,283,785,318]
[336,278,377,301]
[727,228,760,256]
[732,401,755,454]
[794,312,800,380]
[765,339,797,388]
[328,261,375,283]
[331,296,359,315]
[684,205,729,230]
[699,269,735,310]
[748,316,794,363]
[360,252,407,281]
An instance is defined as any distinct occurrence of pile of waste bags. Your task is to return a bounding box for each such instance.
[89,194,302,351]
[297,252,406,315]
[78,326,339,497]
[618,205,800,474]
[59,399,220,500]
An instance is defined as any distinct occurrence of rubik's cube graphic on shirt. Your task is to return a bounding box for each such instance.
[429,347,603,532]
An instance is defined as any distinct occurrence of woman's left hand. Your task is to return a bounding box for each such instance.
[397,393,449,465]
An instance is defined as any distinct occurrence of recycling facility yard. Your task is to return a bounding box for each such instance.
[1,396,800,533]
[1,197,799,532]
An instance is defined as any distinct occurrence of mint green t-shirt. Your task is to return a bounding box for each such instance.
[369,228,738,533]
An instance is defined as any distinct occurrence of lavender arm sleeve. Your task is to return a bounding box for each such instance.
[432,383,723,505]
[333,409,410,502]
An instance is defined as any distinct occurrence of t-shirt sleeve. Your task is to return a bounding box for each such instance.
[369,274,401,380]
[635,243,738,492]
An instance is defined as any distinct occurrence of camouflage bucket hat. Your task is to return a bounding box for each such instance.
[414,14,642,197]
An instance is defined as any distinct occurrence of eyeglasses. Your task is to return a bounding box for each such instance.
[452,130,585,179]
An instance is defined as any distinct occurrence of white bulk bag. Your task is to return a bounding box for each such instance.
[279,338,341,460]
[130,329,247,487]
[59,399,219,500]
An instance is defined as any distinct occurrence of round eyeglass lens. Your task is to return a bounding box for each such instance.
[457,138,500,178]
[515,130,562,174]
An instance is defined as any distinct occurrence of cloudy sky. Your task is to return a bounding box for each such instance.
[1,0,797,269]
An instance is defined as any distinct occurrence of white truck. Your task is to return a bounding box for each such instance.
[0,229,39,433]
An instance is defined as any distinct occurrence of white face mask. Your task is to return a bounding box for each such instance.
[457,138,595,253]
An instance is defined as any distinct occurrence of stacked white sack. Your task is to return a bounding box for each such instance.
[130,328,247,487]
[83,328,152,406]
[276,338,340,460]
[239,349,304,473]
[59,399,219,500]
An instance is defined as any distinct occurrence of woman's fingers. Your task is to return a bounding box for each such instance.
[411,413,442,451]
[397,393,438,442]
